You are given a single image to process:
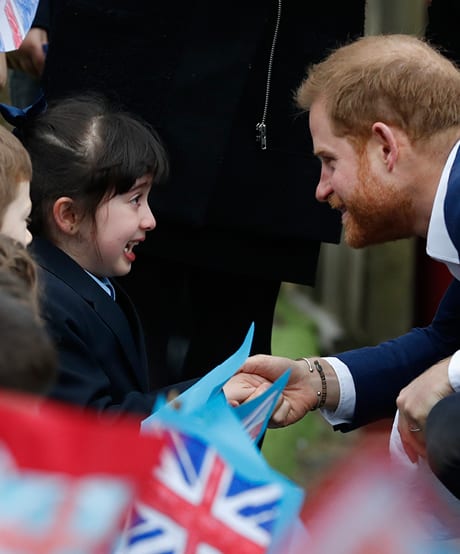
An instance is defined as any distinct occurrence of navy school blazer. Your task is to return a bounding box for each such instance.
[31,237,187,416]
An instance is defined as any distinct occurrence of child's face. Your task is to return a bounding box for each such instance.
[79,174,156,277]
[1,180,32,246]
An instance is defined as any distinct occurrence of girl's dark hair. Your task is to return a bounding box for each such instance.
[19,93,169,236]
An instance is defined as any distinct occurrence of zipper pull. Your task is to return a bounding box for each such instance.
[256,122,267,150]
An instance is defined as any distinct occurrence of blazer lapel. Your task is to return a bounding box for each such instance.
[31,238,150,391]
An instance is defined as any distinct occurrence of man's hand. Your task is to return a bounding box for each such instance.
[396,357,454,461]
[7,27,48,78]
[230,354,334,427]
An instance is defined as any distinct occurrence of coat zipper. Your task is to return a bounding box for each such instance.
[256,0,282,151]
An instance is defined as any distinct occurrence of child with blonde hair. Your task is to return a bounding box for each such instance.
[0,124,32,247]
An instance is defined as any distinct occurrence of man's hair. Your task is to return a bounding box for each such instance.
[0,125,32,227]
[296,34,460,143]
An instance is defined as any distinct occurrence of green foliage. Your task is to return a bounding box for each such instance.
[271,284,319,358]
[262,284,322,482]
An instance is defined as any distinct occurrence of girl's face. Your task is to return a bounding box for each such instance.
[1,180,32,246]
[77,174,156,277]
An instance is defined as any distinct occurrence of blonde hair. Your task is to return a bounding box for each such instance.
[0,125,32,226]
[296,34,460,144]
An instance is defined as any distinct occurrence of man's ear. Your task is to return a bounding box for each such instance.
[52,197,80,234]
[371,122,399,172]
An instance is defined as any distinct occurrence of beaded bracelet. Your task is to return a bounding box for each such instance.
[296,357,327,410]
[314,360,327,409]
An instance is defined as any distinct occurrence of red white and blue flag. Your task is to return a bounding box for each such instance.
[138,325,304,553]
[0,0,39,52]
[136,389,304,553]
[0,391,162,554]
[120,427,285,554]
[299,437,457,554]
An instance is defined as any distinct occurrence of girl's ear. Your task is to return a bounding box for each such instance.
[52,197,80,234]
[371,122,399,172]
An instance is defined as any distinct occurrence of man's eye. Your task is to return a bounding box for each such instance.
[322,157,336,170]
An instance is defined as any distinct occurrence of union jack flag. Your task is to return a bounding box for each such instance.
[120,428,284,554]
[0,0,39,51]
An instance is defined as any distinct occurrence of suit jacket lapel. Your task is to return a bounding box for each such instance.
[31,238,150,391]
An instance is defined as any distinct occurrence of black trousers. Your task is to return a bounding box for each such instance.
[119,253,281,388]
[426,392,460,500]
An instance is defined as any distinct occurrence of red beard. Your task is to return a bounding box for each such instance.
[338,155,415,248]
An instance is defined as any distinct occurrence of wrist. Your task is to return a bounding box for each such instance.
[296,357,340,411]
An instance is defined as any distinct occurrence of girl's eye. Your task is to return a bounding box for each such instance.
[130,194,142,206]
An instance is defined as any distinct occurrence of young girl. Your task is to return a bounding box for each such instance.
[18,94,172,416]
[14,94,265,418]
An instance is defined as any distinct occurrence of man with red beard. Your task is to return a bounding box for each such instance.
[237,34,460,530]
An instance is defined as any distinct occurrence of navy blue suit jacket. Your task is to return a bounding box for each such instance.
[337,147,460,431]
[31,237,159,416]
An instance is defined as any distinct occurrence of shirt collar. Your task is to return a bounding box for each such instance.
[426,140,460,280]
[84,271,116,300]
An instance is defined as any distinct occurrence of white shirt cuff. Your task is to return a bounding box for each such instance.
[320,356,356,425]
[448,350,460,392]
